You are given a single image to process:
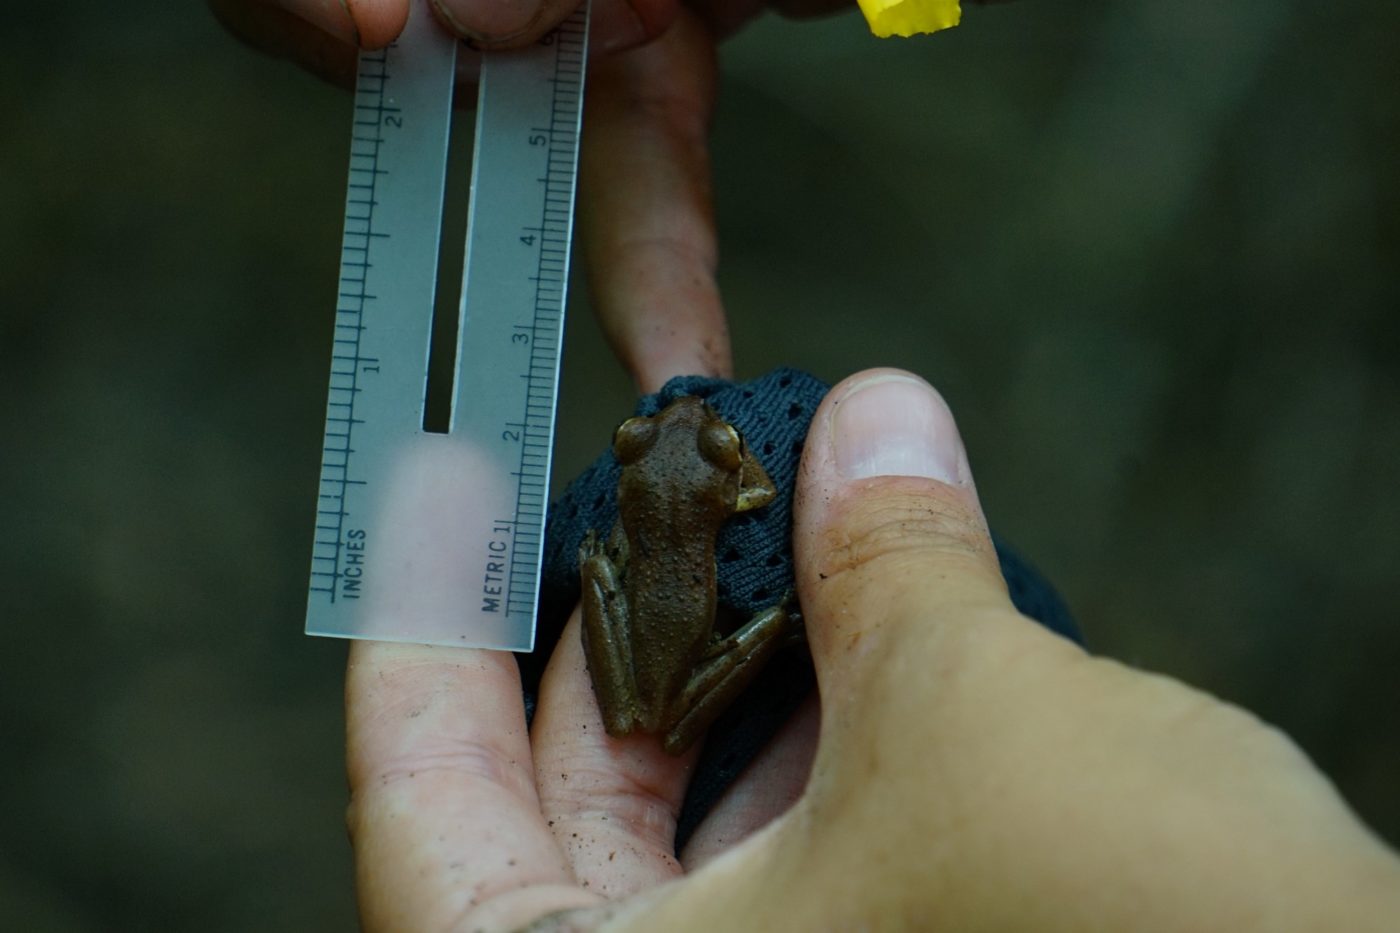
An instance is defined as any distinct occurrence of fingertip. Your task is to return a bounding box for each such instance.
[430,0,556,46]
[822,368,971,485]
[344,640,580,931]
[793,368,1009,664]
[344,640,527,794]
[270,0,406,48]
[346,0,411,48]
[431,0,675,50]
[795,368,978,537]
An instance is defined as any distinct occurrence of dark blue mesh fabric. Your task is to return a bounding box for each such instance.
[531,368,1079,850]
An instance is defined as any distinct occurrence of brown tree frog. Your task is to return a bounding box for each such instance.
[579,396,799,755]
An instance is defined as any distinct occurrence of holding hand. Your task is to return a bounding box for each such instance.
[345,367,1400,930]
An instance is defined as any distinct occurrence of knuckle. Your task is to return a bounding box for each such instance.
[627,0,678,44]
[346,735,534,832]
[539,760,681,852]
[818,488,994,583]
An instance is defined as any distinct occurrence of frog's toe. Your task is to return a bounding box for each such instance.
[577,529,600,563]
[661,725,699,757]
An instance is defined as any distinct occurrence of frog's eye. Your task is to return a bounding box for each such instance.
[698,422,744,472]
[613,416,657,464]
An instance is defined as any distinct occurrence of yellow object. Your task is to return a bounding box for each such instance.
[857,0,961,37]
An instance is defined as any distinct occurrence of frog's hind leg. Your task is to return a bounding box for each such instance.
[662,601,799,755]
[580,533,640,738]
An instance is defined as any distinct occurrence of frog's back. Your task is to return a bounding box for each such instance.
[612,396,746,728]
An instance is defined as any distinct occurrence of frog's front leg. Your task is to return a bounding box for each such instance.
[579,528,640,737]
[663,600,801,755]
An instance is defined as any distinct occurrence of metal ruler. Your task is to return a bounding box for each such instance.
[306,0,588,650]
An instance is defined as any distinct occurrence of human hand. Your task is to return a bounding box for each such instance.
[344,366,1400,930]
[208,0,859,84]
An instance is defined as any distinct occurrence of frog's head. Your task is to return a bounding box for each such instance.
[613,396,775,516]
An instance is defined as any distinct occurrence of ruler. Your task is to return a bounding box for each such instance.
[306,0,589,650]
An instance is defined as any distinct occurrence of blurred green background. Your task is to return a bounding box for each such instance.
[3,0,1398,927]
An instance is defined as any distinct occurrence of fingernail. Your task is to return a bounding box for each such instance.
[830,373,967,483]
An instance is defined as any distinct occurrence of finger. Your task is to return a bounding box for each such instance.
[346,642,603,930]
[431,0,676,51]
[530,610,694,896]
[210,0,412,92]
[210,0,358,85]
[342,441,607,930]
[278,0,408,47]
[212,0,407,49]
[678,693,818,870]
[578,12,729,393]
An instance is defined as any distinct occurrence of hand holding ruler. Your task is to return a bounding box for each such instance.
[306,0,589,650]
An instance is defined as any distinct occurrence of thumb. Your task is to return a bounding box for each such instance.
[792,368,1067,710]
[777,368,1400,932]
